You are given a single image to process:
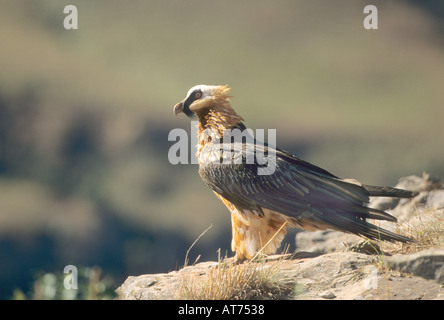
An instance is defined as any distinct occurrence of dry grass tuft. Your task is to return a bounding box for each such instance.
[177,252,293,300]
[177,223,293,300]
[381,206,444,255]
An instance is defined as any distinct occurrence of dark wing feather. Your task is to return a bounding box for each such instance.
[200,141,386,219]
[198,140,415,243]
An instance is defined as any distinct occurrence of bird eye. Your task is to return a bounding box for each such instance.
[195,91,202,99]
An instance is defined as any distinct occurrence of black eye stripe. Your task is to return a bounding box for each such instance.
[184,89,202,106]
[182,89,203,117]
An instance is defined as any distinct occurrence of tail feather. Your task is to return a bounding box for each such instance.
[364,185,415,198]
[349,204,397,222]
[318,208,416,243]
[298,183,417,244]
[306,205,417,244]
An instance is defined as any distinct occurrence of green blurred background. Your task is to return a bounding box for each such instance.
[1,0,443,299]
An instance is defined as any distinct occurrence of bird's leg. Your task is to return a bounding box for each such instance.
[232,253,248,265]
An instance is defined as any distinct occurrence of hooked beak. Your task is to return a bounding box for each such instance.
[173,101,183,116]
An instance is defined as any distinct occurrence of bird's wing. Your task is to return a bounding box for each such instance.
[198,141,396,222]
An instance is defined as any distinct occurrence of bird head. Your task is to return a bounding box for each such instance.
[173,85,231,119]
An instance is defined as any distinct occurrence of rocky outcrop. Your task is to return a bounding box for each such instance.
[385,249,444,284]
[117,250,444,300]
[117,174,444,300]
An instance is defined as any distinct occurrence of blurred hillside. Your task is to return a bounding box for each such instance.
[0,0,443,299]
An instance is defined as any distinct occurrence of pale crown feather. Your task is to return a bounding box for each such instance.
[186,84,219,100]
